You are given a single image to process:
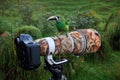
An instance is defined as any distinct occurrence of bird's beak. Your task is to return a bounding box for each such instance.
[47,16,59,21]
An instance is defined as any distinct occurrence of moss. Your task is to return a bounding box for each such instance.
[14,25,42,39]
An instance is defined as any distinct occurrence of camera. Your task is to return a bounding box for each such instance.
[14,34,41,70]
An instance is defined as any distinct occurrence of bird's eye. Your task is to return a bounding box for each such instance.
[95,32,100,37]
[57,16,59,19]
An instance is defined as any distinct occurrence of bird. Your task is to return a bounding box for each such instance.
[47,16,69,32]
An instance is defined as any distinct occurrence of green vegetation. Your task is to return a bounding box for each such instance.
[0,19,12,34]
[14,25,42,39]
[109,14,120,50]
[69,10,101,29]
[0,0,120,80]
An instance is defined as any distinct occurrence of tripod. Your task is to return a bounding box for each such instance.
[44,57,67,80]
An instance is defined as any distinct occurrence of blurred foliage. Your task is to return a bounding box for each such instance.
[14,25,42,39]
[39,12,59,37]
[0,0,120,80]
[0,35,50,80]
[69,10,101,29]
[19,6,33,25]
[109,14,120,51]
[0,35,16,80]
[19,6,59,37]
[0,19,12,34]
[0,0,13,16]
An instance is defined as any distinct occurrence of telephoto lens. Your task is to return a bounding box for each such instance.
[14,29,101,70]
[35,29,101,56]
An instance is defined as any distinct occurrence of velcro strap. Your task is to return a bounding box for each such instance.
[77,30,87,54]
[44,37,55,55]
[67,33,74,53]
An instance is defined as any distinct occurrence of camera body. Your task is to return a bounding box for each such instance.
[14,34,41,70]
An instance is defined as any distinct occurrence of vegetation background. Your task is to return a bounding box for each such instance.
[0,0,120,80]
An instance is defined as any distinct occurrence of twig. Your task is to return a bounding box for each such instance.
[103,13,114,31]
[3,66,15,80]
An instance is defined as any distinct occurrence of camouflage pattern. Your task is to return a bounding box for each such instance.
[35,29,101,56]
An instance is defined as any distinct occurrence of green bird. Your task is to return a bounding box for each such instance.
[48,16,69,32]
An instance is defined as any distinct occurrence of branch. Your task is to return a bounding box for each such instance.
[103,13,114,31]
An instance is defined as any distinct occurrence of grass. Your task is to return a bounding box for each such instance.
[71,51,120,80]
[0,0,120,80]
